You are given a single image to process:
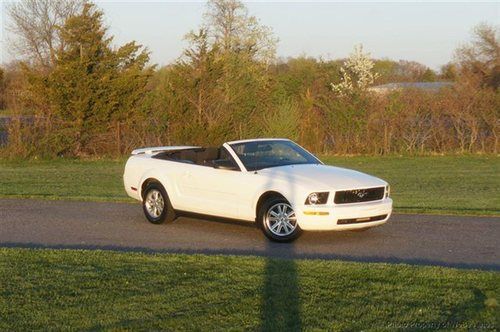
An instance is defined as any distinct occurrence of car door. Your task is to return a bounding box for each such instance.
[179,147,253,219]
[173,162,208,211]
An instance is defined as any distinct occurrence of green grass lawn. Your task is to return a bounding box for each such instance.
[0,159,128,202]
[322,155,500,216]
[0,155,498,215]
[0,248,498,331]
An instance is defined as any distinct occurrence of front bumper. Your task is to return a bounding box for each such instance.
[296,198,393,231]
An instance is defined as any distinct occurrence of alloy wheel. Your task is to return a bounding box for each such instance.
[145,189,164,218]
[265,202,297,237]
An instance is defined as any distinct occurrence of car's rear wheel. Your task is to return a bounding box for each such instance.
[258,197,301,242]
[142,182,175,224]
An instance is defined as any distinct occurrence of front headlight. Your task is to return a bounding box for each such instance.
[385,185,390,198]
[305,192,329,205]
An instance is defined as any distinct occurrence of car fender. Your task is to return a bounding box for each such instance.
[138,168,175,202]
[138,169,160,197]
[251,180,309,219]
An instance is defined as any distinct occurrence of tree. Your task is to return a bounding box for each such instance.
[158,0,277,145]
[203,0,278,64]
[23,3,153,156]
[7,0,86,69]
[421,68,437,82]
[440,62,459,81]
[331,44,379,96]
[0,67,4,109]
[395,60,429,82]
[180,29,223,127]
[455,23,499,88]
[373,59,437,83]
[263,97,299,141]
[273,57,341,97]
[373,59,398,83]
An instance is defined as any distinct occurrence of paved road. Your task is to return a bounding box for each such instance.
[1,199,499,270]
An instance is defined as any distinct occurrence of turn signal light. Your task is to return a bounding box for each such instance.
[303,211,330,216]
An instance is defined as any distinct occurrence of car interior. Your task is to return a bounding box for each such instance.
[153,147,239,170]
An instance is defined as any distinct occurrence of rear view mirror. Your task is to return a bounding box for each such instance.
[212,159,238,171]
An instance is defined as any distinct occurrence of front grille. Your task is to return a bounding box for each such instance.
[334,187,385,204]
[337,214,387,225]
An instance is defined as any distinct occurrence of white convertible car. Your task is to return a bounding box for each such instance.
[124,138,392,242]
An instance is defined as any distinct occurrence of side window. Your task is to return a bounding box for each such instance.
[217,147,240,171]
[219,147,231,160]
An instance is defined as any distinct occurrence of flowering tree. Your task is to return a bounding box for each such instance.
[331,44,379,96]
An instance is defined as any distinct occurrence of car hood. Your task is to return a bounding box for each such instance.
[257,164,387,191]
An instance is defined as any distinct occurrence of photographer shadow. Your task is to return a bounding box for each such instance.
[261,242,301,331]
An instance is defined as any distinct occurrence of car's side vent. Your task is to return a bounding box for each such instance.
[334,187,385,204]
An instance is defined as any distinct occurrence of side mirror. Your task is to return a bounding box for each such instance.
[212,159,238,171]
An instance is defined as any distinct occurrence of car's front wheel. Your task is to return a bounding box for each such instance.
[258,197,301,242]
[142,182,176,224]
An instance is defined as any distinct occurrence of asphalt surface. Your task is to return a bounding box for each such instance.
[0,198,499,270]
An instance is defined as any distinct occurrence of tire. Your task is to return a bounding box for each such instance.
[258,196,301,242]
[142,182,176,224]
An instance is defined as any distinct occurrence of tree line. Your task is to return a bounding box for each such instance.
[0,0,498,158]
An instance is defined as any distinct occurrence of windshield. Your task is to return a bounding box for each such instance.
[229,140,321,171]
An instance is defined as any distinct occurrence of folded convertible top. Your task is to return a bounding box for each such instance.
[130,146,198,155]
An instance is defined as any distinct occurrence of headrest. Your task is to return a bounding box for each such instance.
[180,150,196,160]
[203,148,220,161]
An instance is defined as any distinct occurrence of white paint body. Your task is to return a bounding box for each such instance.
[123,139,392,231]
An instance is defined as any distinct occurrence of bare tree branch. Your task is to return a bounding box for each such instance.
[7,0,85,69]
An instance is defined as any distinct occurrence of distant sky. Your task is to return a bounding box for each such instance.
[1,1,499,69]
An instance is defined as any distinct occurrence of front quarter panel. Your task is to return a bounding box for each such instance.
[247,166,393,231]
[244,173,310,221]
